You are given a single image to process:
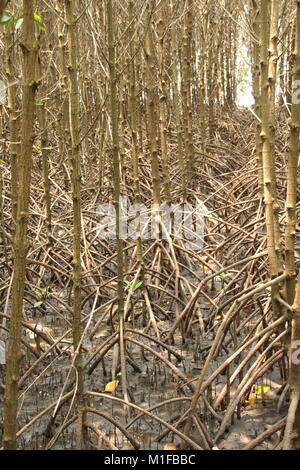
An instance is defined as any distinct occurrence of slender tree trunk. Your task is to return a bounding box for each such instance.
[251,0,263,197]
[57,6,71,190]
[3,0,39,449]
[283,270,300,449]
[144,2,162,224]
[268,0,281,274]
[106,0,127,401]
[199,24,206,155]
[170,0,186,199]
[284,0,300,304]
[157,1,171,203]
[64,0,86,449]
[128,0,143,271]
[5,27,19,223]
[260,0,281,318]
[181,0,195,183]
[207,7,216,139]
[38,102,53,247]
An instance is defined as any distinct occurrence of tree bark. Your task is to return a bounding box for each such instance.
[3,0,39,450]
[64,0,86,449]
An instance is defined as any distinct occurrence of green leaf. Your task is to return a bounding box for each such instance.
[0,159,8,165]
[34,13,45,31]
[34,300,43,308]
[133,281,143,290]
[37,21,45,31]
[1,14,13,25]
[14,17,23,29]
[33,146,41,151]
[42,146,54,150]
[217,272,227,280]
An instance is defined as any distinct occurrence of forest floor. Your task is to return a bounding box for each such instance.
[16,287,290,450]
[1,106,299,450]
